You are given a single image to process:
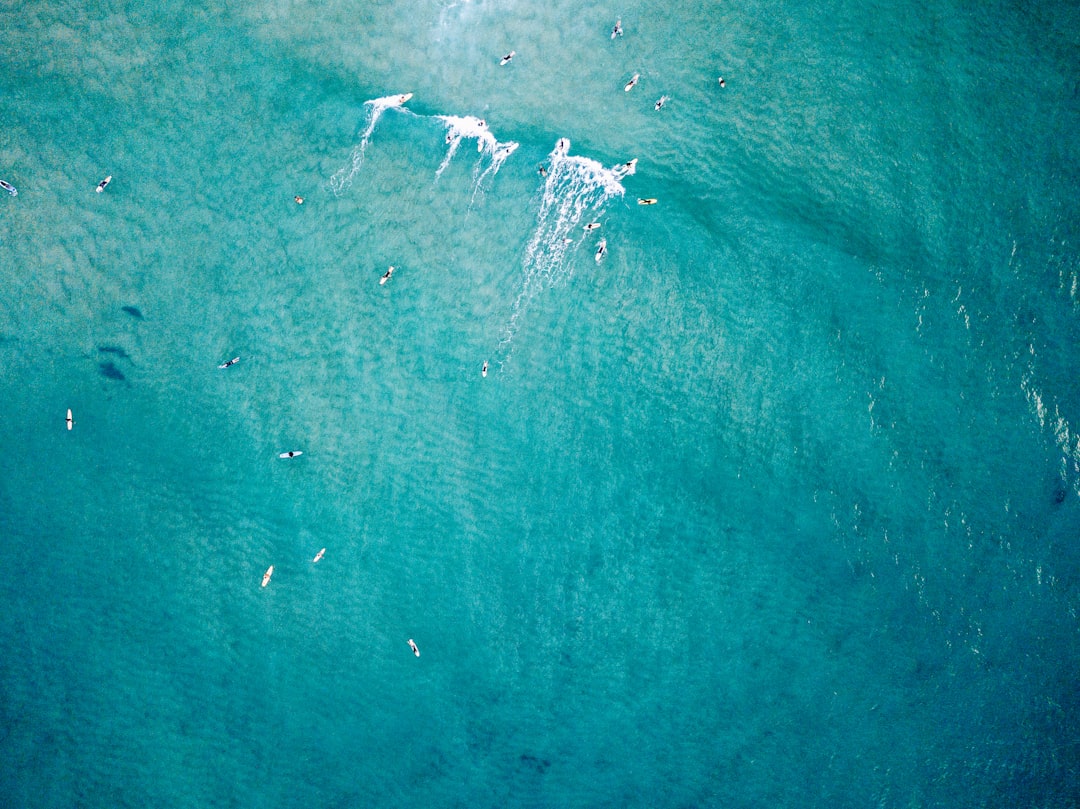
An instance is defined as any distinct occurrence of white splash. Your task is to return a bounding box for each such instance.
[329,93,413,196]
[435,115,519,197]
[498,138,627,359]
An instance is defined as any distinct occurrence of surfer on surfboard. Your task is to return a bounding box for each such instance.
[500,51,515,65]
[380,266,395,285]
[638,198,658,205]
[262,566,274,587]
[408,639,420,657]
[482,361,488,378]
[313,548,326,563]
[279,450,303,459]
[219,356,240,369]
[611,19,623,39]
[583,222,601,231]
[96,175,112,193]
[654,95,669,111]
[66,409,74,430]
[595,239,607,263]
[624,73,640,92]
[1,180,17,196]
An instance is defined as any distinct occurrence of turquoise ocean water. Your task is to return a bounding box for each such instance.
[1,0,1078,805]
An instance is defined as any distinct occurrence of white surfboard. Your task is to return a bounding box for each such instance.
[262,565,274,587]
[482,361,488,378]
[408,638,420,657]
[218,356,240,369]
[96,175,112,193]
[624,73,639,92]
[396,93,413,105]
[313,548,326,563]
[279,450,303,459]
[500,51,515,65]
[638,198,658,205]
[595,239,607,263]
[66,408,73,430]
[380,266,395,285]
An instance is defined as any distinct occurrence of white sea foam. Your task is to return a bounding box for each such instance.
[329,103,519,199]
[329,94,412,196]
[435,115,519,200]
[498,139,627,360]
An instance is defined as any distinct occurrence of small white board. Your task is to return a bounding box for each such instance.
[66,408,73,430]
[408,638,420,657]
[279,450,303,459]
[262,565,274,587]
[313,548,326,563]
[96,175,112,193]
[624,73,639,92]
[218,356,240,369]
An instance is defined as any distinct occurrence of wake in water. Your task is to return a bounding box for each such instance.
[435,115,519,202]
[329,93,413,196]
[497,139,628,362]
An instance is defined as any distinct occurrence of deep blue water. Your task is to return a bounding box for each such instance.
[1,0,1078,806]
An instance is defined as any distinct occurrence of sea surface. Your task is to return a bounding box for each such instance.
[1,0,1078,806]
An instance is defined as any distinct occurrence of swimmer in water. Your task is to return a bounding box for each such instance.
[408,638,420,657]
[380,266,395,285]
[654,95,669,111]
[482,361,488,377]
[611,19,623,39]
[294,195,304,204]
[500,51,515,65]
[538,165,547,177]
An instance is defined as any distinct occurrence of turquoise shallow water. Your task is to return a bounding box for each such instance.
[2,0,1079,806]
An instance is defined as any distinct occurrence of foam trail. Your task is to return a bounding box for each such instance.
[435,116,519,198]
[329,94,413,196]
[498,139,626,362]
